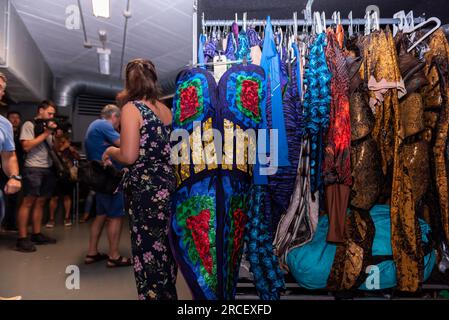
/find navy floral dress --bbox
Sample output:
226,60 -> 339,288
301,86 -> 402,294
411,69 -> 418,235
123,100 -> 178,300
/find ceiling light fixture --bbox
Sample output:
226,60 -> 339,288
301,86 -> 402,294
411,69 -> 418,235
97,48 -> 111,75
92,0 -> 110,18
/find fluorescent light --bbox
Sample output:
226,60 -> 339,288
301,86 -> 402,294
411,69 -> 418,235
92,0 -> 110,18
97,48 -> 111,75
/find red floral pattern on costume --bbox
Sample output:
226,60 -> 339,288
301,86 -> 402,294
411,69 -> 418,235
240,80 -> 260,117
186,209 -> 213,274
231,209 -> 248,268
180,86 -> 200,122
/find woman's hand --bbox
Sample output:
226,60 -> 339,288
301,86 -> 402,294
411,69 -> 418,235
102,146 -> 115,167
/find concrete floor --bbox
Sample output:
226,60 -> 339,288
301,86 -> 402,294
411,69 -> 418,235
0,220 -> 192,300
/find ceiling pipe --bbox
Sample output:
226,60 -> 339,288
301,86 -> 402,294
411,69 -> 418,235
53,72 -> 178,109
53,74 -> 123,108
76,0 -> 92,48
119,0 -> 132,79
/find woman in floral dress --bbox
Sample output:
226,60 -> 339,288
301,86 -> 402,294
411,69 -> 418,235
103,59 -> 177,300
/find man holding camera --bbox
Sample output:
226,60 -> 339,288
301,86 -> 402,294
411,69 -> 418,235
16,100 -> 58,252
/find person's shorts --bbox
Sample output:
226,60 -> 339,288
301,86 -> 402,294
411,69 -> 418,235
53,179 -> 75,197
95,192 -> 124,218
23,167 -> 57,197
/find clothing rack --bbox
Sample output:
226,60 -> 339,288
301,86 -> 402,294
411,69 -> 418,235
202,17 -> 425,27
193,9 -> 426,64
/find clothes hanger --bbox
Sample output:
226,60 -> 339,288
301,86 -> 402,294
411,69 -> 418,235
202,12 -> 206,36
348,11 -> 353,37
277,26 -> 284,59
406,17 -> 441,52
393,10 -> 406,36
321,11 -> 326,31
364,10 -> 374,35
293,11 -> 298,41
313,11 -> 323,34
365,6 -> 380,35
404,11 -> 415,32
243,12 -> 247,32
331,11 -> 340,29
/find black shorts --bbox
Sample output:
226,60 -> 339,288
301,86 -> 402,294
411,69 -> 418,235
23,167 -> 57,197
53,179 -> 74,197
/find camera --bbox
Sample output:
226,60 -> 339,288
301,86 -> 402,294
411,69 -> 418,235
34,118 -> 58,136
34,118 -> 72,137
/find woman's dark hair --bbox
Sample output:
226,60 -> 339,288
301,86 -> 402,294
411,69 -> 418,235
116,58 -> 161,107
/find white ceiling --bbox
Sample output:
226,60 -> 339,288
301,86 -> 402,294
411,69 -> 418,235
10,0 -> 194,81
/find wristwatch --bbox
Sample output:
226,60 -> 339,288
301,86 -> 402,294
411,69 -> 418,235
9,175 -> 22,181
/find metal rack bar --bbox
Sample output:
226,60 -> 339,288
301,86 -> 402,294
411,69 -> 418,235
202,17 -> 426,27
192,0 -> 198,65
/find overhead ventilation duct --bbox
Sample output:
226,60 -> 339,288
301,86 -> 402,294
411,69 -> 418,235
53,72 -> 178,109
0,0 -> 53,102
53,74 -> 123,109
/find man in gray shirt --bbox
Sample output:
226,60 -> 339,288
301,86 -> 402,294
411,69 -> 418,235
16,100 -> 58,252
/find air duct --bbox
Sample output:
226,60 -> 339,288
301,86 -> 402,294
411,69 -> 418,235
53,72 -> 178,109
0,0 -> 53,102
53,74 -> 123,109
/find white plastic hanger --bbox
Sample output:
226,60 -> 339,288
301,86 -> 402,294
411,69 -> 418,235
348,11 -> 353,36
332,11 -> 341,26
293,11 -> 298,40
372,11 -> 380,31
404,11 -> 415,32
364,11 -> 371,35
243,12 -> 247,32
313,11 -> 323,34
406,17 -> 441,52
277,26 -> 284,59
202,12 -> 206,35
393,10 -> 406,36
303,0 -> 314,33
321,11 -> 326,30
364,8 -> 380,35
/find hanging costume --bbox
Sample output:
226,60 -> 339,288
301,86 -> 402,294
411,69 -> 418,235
421,29 -> 449,263
267,39 -> 305,239
303,32 -> 331,196
323,30 -> 352,243
170,61 -> 284,299
326,91 -> 378,291
273,42 -> 319,268
395,34 -> 431,220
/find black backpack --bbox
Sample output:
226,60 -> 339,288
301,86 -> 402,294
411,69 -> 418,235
77,160 -> 123,195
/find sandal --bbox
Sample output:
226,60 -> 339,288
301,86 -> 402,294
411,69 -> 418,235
107,256 -> 132,268
84,252 -> 108,264
79,214 -> 90,223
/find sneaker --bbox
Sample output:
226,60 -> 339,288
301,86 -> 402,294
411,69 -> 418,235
64,220 -> 72,227
0,296 -> 22,300
45,220 -> 55,228
16,237 -> 36,252
30,233 -> 57,245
